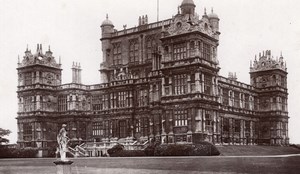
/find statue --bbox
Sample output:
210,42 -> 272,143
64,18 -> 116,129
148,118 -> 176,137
57,124 -> 70,161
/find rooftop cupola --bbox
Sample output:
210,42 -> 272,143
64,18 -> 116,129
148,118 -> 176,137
208,8 -> 220,32
101,14 -> 114,27
101,14 -> 114,38
180,0 -> 196,15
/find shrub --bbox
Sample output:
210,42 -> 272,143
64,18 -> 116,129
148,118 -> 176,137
154,142 -> 220,156
144,144 -> 156,156
154,144 -> 193,156
107,144 -> 124,156
0,146 -> 38,158
111,150 -> 146,157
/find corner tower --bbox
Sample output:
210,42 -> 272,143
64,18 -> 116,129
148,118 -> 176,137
17,44 -> 62,152
250,50 -> 289,145
100,14 -> 114,83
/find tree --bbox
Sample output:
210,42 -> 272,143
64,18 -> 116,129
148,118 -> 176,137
0,128 -> 11,144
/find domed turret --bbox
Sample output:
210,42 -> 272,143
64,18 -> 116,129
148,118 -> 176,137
101,15 -> 114,27
208,8 -> 219,19
208,8 -> 219,32
101,14 -> 114,38
180,0 -> 196,15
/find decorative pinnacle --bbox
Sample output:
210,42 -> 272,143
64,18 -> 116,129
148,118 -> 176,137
211,8 -> 214,13
106,14 -> 108,20
204,8 -> 207,15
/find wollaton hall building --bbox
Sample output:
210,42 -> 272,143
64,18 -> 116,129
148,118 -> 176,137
17,0 -> 289,156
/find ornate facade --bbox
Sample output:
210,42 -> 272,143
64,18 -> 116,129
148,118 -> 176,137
17,0 -> 289,156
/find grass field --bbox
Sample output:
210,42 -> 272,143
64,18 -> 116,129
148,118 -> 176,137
0,155 -> 300,174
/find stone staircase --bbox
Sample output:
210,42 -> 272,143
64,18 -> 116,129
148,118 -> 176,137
68,143 -> 89,157
78,139 -> 150,157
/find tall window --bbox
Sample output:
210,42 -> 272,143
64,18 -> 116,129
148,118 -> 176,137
119,120 -> 127,138
234,92 -> 239,108
173,43 -> 187,60
146,37 -> 155,61
92,122 -> 103,136
205,111 -> 212,133
91,95 -> 103,111
23,96 -> 33,112
204,74 -> 212,95
190,74 -> 195,92
103,120 -> 110,137
245,121 -> 250,133
58,95 -> 68,111
229,91 -> 234,107
111,92 -> 117,108
113,43 -> 122,65
234,119 -> 241,133
118,91 -> 127,108
103,94 -> 109,110
174,74 -> 187,95
24,72 -> 32,85
129,39 -> 139,63
23,123 -> 32,141
223,89 -> 229,106
223,118 -> 229,132
140,117 -> 149,136
203,42 -> 211,61
174,109 -> 188,126
138,89 -> 148,106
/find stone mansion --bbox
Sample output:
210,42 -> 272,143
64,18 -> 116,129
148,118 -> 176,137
16,0 -> 289,156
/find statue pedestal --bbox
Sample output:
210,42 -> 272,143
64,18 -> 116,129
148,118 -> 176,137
53,160 -> 73,174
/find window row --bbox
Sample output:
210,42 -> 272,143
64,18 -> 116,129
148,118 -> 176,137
112,37 -> 157,65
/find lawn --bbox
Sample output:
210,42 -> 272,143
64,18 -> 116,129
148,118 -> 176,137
0,155 -> 299,174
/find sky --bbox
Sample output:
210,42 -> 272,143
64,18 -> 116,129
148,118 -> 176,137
0,0 -> 300,144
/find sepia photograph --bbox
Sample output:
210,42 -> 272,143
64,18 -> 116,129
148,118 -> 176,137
0,0 -> 300,173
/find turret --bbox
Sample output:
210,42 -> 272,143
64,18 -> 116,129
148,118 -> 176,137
208,8 -> 219,32
101,14 -> 114,38
180,0 -> 196,16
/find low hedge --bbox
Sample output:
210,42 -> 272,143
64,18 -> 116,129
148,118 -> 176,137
0,146 -> 38,158
110,150 -> 146,157
107,141 -> 220,157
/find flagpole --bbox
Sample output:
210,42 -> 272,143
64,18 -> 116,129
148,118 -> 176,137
157,0 -> 159,22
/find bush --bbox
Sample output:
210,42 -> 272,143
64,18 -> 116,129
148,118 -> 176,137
144,144 -> 156,156
154,142 -> 220,156
106,141 -> 220,157
110,150 -> 146,157
154,144 -> 193,156
107,144 -> 124,156
0,146 -> 38,158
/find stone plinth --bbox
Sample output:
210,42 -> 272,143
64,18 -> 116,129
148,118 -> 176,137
53,160 -> 73,174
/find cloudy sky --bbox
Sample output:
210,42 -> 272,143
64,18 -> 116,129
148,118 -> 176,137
0,0 -> 300,144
